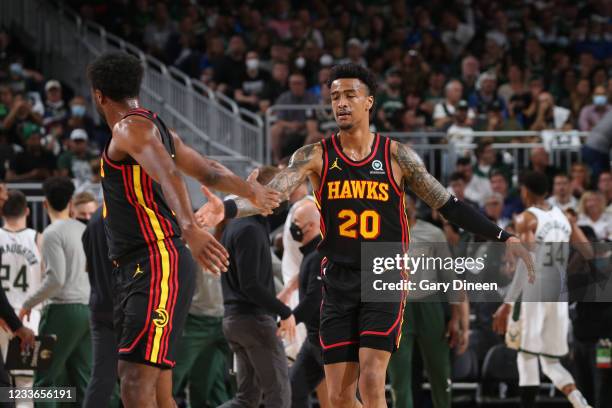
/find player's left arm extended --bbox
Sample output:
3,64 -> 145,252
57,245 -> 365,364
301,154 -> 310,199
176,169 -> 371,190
392,141 -> 512,242
170,130 -> 280,211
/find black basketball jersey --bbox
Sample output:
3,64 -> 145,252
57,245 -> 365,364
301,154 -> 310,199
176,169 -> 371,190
101,108 -> 181,260
315,133 -> 410,269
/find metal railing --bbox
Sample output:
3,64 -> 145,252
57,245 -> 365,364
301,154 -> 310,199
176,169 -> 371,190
266,104 -> 589,182
0,0 -> 264,166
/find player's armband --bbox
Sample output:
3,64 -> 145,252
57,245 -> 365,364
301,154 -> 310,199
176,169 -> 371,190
223,199 -> 238,219
438,195 -> 513,242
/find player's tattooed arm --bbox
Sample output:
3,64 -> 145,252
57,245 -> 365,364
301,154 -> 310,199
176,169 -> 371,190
392,141 -> 450,209
234,143 -> 320,218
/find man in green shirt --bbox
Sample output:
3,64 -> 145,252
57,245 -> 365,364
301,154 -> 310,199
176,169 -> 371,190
388,194 -> 470,408
172,270 -> 231,408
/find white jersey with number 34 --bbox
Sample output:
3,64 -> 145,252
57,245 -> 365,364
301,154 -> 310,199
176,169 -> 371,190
0,228 -> 42,310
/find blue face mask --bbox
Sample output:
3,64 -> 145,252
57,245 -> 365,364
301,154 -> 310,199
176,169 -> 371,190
9,63 -> 23,77
71,105 -> 86,117
593,95 -> 608,106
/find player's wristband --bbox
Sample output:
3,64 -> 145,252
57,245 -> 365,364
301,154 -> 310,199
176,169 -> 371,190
438,195 -> 513,242
223,199 -> 238,220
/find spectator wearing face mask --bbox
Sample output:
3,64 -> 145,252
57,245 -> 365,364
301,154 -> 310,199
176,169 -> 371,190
71,192 -> 98,222
66,96 -> 96,141
42,79 -> 68,128
6,60 -> 43,95
579,85 -> 611,131
287,200 -> 331,408
234,51 -> 270,112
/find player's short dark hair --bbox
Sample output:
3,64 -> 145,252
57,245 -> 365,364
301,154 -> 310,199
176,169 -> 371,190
449,172 -> 466,183
2,190 -> 28,218
328,63 -> 378,97
42,177 -> 75,212
519,170 -> 549,197
87,52 -> 143,101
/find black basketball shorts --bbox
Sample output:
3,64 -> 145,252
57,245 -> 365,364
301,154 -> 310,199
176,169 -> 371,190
319,258 -> 406,364
113,238 -> 196,369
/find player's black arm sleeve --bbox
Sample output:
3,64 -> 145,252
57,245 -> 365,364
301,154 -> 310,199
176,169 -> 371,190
438,196 -> 513,242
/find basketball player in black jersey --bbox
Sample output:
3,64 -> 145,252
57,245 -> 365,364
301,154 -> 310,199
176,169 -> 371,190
198,63 -> 535,408
87,52 -> 280,408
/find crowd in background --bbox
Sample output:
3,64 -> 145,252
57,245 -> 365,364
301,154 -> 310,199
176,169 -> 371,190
70,0 -> 612,129
0,29 -> 105,202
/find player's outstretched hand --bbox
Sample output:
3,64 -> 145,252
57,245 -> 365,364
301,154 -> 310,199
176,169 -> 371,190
14,326 -> 35,352
245,168 -> 282,215
505,236 -> 535,283
196,186 -> 225,228
492,303 -> 512,335
277,314 -> 296,343
184,226 -> 229,275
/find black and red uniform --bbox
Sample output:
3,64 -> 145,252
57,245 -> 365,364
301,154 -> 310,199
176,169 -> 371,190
315,133 -> 409,364
101,108 -> 196,369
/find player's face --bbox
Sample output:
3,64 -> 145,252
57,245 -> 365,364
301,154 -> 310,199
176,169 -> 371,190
330,78 -> 373,130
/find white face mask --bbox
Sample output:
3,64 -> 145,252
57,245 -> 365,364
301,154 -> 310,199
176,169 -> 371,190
246,59 -> 259,71
295,57 -> 306,69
